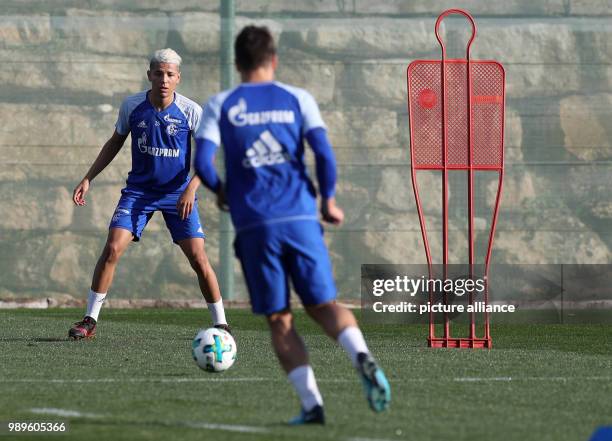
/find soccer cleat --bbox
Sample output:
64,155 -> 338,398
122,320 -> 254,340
288,405 -> 325,425
357,352 -> 391,412
68,316 -> 97,340
214,323 -> 232,335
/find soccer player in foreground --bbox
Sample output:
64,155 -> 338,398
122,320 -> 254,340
68,49 -> 230,340
194,26 -> 391,424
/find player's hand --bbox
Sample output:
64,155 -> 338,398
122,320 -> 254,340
321,197 -> 344,225
216,186 -> 229,212
73,178 -> 90,206
177,189 -> 196,220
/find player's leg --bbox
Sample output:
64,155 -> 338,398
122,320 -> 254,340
303,301 -> 357,338
177,237 -> 228,330
69,193 -> 149,340
266,310 -> 308,371
177,238 -> 221,302
162,196 -> 229,330
287,220 -> 391,412
305,302 -> 391,412
235,227 -> 324,424
266,309 -> 325,425
68,227 -> 133,340
91,227 -> 134,294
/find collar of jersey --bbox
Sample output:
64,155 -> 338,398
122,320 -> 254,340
238,81 -> 276,88
146,90 -> 177,113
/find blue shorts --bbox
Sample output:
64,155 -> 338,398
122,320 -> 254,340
234,220 -> 337,315
109,188 -> 205,243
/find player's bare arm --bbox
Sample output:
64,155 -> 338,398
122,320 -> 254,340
73,130 -> 128,206
321,197 -> 344,225
177,175 -> 202,220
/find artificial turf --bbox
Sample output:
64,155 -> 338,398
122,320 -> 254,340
0,308 -> 610,441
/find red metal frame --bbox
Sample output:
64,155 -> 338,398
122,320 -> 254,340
407,9 -> 506,348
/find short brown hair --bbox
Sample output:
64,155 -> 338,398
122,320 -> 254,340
234,25 -> 276,72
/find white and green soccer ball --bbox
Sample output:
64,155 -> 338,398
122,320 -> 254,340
192,328 -> 237,372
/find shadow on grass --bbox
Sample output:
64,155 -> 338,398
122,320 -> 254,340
0,337 -> 79,343
34,337 -> 75,342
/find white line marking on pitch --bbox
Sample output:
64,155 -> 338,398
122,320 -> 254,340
27,412 -> 268,435
455,377 -> 513,382
159,377 -> 266,383
30,408 -> 104,418
6,376 -> 611,385
453,376 -> 612,382
183,422 -> 269,434
2,377 -> 268,384
347,437 -> 401,441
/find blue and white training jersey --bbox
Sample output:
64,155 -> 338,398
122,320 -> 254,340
116,91 -> 202,193
195,81 -> 329,231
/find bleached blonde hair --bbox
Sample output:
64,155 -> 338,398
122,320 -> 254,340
149,48 -> 182,70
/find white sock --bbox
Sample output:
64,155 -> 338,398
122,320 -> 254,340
85,289 -> 106,321
287,365 -> 323,411
207,299 -> 227,325
337,326 -> 370,368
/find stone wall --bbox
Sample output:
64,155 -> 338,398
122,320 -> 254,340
1,1 -> 610,302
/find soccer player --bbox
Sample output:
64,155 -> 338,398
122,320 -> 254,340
194,26 -> 390,424
68,48 -> 230,340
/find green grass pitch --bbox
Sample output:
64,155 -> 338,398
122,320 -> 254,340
0,309 -> 611,441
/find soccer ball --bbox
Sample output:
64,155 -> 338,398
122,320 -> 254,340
192,328 -> 237,372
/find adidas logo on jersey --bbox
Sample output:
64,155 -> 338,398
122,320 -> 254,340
137,120 -> 147,128
243,130 -> 290,168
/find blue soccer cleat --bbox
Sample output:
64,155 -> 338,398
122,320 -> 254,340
357,352 -> 391,412
288,404 -> 325,425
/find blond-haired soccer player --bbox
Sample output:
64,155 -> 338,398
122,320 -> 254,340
68,49 -> 230,339
194,27 -> 390,424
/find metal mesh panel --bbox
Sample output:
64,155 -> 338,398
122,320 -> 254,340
408,60 -> 504,169
471,62 -> 504,167
407,62 -> 443,167
446,62 -> 470,166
